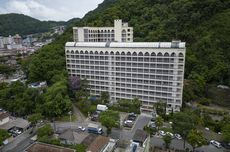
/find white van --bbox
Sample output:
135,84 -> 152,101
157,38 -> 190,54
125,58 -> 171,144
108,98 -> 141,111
210,140 -> 221,148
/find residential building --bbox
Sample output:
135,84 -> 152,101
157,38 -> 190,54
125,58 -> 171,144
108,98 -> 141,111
86,136 -> 110,152
58,129 -> 88,145
0,112 -> 10,125
73,19 -> 133,42
132,129 -> 148,147
65,41 -> 186,113
24,142 -> 76,152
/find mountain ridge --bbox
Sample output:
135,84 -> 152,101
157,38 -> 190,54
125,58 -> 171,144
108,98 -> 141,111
0,13 -> 66,36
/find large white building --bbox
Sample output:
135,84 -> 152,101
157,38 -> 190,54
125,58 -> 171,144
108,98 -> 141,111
73,20 -> 133,42
65,41 -> 186,113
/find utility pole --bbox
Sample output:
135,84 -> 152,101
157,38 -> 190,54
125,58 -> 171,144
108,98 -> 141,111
68,111 -> 72,129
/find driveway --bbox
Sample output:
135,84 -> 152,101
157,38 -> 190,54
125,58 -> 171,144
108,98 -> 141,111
110,114 -> 151,142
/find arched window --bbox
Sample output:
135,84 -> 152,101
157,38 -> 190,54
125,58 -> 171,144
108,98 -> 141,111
105,51 -> 109,55
111,30 -> 114,33
85,51 -> 88,54
100,51 -> 103,55
80,50 -> 84,54
76,50 -> 79,54
171,52 -> 176,57
66,50 -> 70,53
138,52 -> 143,56
95,51 -> 98,54
127,52 -> 131,56
164,52 -> 169,56
122,29 -> 126,34
90,51 -> 93,54
157,52 -> 163,56
116,51 -> 120,55
179,53 -> 184,57
133,52 -> 137,56
151,52 -> 156,56
110,51 -> 114,55
145,52 -> 150,56
71,50 -> 74,54
121,52 -> 125,55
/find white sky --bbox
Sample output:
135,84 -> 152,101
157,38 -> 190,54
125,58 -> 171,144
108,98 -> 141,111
0,0 -> 104,21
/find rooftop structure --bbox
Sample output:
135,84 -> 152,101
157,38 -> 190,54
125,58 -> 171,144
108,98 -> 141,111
73,19 -> 133,42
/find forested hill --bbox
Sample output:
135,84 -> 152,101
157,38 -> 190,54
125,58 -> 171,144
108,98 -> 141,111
26,0 -> 230,103
0,13 -> 65,36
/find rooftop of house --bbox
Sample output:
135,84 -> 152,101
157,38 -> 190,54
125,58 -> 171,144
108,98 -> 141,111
25,142 -> 75,152
0,112 -> 9,120
132,129 -> 148,143
86,136 -> 110,152
58,129 -> 88,144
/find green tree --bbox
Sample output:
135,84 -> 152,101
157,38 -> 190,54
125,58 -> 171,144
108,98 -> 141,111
163,134 -> 172,149
42,80 -> 71,118
100,91 -> 110,104
28,113 -> 43,126
156,116 -> 163,130
37,124 -> 53,139
187,129 -> 206,152
172,112 -> 195,149
222,124 -> 230,143
0,129 -> 10,146
99,110 -> 119,135
155,101 -> 166,117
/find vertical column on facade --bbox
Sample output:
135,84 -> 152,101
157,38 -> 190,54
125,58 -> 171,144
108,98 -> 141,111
172,54 -> 178,110
108,53 -> 114,103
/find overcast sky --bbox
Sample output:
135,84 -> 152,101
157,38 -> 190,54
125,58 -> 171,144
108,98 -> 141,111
0,0 -> 104,21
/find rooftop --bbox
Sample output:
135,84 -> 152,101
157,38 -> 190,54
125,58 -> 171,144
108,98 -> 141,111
86,136 -> 110,152
25,142 -> 75,152
132,129 -> 148,143
0,112 -> 9,120
65,41 -> 185,49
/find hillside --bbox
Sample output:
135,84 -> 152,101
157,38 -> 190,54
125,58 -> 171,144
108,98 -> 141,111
0,13 -> 65,36
26,0 -> 230,104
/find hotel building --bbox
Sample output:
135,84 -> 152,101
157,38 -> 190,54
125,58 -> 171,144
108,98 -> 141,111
73,20 -> 133,42
65,41 -> 186,113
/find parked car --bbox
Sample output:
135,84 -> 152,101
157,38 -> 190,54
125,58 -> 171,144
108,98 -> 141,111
149,122 -> 156,129
123,120 -> 133,128
221,142 -> 230,149
78,126 -> 86,131
127,113 -> 137,121
175,133 -> 182,140
166,132 -> 174,138
159,130 -> 166,136
210,140 -> 221,148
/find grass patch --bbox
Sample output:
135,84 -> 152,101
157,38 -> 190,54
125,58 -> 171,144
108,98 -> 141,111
55,114 -> 77,122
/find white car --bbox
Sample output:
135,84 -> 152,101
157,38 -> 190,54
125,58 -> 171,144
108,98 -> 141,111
78,126 -> 86,131
15,130 -> 22,135
175,134 -> 182,140
210,140 -> 221,148
159,130 -> 166,136
205,127 -> 210,131
166,132 -> 174,138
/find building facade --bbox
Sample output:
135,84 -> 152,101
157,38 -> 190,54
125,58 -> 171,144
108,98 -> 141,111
65,41 -> 186,113
73,20 -> 133,42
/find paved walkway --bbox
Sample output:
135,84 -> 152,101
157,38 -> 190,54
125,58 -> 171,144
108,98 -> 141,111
72,103 -> 86,122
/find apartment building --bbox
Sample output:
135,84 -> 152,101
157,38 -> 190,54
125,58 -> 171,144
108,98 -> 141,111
65,41 -> 186,113
73,20 -> 133,42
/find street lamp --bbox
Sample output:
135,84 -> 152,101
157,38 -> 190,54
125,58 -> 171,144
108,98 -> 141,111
68,111 -> 72,129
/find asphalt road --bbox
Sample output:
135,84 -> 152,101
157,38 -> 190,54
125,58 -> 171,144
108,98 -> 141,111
1,128 -> 34,152
110,114 -> 151,141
